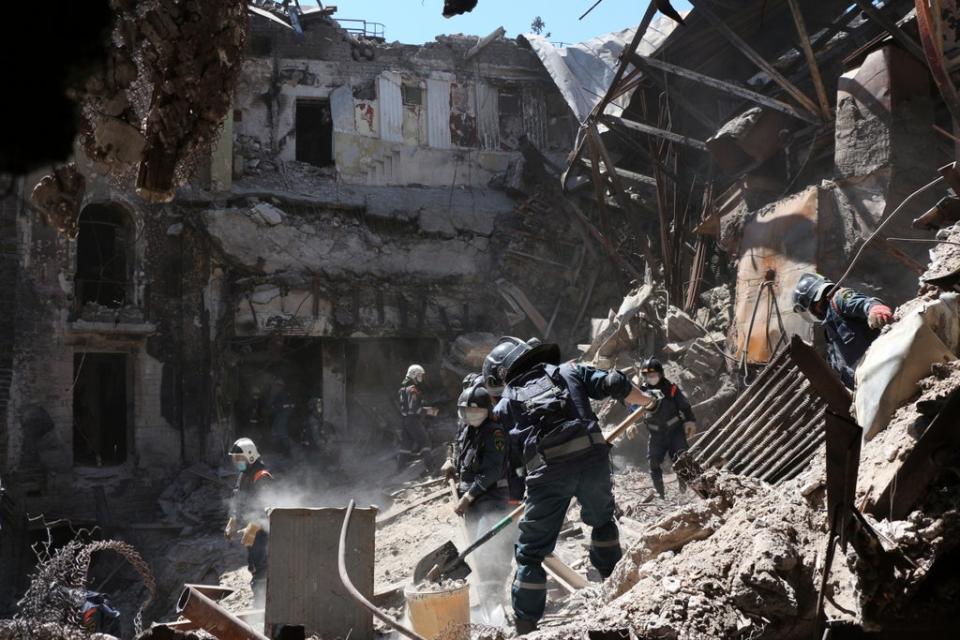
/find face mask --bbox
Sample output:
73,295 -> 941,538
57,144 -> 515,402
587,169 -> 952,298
458,407 -> 488,427
234,459 -> 248,472
645,374 -> 661,386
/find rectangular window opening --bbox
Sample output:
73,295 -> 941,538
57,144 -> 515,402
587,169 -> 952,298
402,84 -> 423,106
295,99 -> 334,167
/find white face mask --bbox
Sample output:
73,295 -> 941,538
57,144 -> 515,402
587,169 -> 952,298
645,374 -> 661,386
458,407 -> 488,427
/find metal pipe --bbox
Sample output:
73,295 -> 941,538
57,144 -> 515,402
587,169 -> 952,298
694,349 -> 792,461
770,431 -> 826,484
742,406 -> 823,477
728,380 -> 811,472
339,500 -> 426,640
177,586 -> 269,640
707,365 -> 799,466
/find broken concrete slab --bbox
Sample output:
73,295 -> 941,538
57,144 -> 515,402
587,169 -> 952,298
251,202 -> 285,226
664,307 -> 706,343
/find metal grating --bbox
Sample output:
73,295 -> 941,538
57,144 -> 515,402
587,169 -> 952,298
690,345 -> 827,484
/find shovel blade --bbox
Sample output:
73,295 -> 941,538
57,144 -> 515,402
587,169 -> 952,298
413,540 -> 459,583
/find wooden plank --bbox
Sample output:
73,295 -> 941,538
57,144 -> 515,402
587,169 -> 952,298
543,555 -> 589,592
786,0 -> 833,121
688,0 -> 823,119
602,115 -> 708,151
580,158 -> 658,188
632,56 -> 718,129
853,0 -> 926,63
631,53 -> 818,124
375,486 -> 449,526
497,279 -> 549,335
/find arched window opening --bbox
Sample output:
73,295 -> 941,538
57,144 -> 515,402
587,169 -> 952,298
75,204 -> 133,309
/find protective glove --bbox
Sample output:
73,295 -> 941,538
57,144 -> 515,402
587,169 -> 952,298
867,304 -> 893,329
440,459 -> 456,480
240,522 -> 262,547
625,424 -> 639,440
683,421 -> 697,439
224,516 -> 237,541
454,493 -> 473,516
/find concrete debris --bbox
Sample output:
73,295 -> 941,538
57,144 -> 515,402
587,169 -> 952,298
664,307 -> 706,343
251,202 -> 285,226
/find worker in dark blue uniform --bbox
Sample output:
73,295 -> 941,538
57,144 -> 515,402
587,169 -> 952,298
442,383 -> 512,609
626,358 -> 695,499
398,364 -> 437,458
225,437 -> 273,605
792,273 -> 893,388
483,337 -> 658,635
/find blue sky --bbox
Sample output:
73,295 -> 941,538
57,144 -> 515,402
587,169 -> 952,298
305,1 -> 692,45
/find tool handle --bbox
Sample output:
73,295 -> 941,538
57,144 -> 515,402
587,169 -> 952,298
451,505 -> 522,565
605,406 -> 649,444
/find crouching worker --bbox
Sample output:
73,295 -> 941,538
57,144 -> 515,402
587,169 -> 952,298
483,337 -> 658,635
225,437 -> 273,603
441,383 -> 513,610
626,358 -> 696,498
792,272 -> 893,388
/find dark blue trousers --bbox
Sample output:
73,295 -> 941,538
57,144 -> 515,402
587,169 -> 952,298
512,458 -> 621,623
647,425 -> 689,497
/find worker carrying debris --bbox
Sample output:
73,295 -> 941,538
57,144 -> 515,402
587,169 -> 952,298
398,364 -> 438,461
793,273 -> 894,387
441,382 -> 513,608
626,357 -> 696,499
483,337 -> 658,635
224,437 -> 273,603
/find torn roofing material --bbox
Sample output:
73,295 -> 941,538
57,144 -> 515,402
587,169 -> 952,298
520,14 -> 682,123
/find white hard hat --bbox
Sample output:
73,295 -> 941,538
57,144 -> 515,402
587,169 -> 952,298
406,364 -> 425,381
229,437 -> 260,464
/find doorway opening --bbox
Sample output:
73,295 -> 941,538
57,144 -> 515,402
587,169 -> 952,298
295,99 -> 334,167
73,353 -> 129,466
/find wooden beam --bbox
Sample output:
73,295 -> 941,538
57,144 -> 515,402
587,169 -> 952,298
786,0 -> 833,122
634,56 -> 718,129
602,114 -> 708,151
688,0 -> 823,120
580,158 -> 658,188
630,53 -> 820,124
853,0 -> 926,63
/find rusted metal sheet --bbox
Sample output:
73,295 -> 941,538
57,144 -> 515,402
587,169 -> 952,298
917,0 -> 960,127
732,186 -> 819,364
266,507 -> 376,639
377,72 -> 403,143
426,77 -> 452,149
824,411 -> 862,548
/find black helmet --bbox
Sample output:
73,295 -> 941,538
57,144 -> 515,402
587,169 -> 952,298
457,384 -> 491,409
461,372 -> 481,390
482,337 -> 531,393
482,336 -> 561,392
640,357 -> 663,375
793,273 -> 834,319
457,384 -> 491,425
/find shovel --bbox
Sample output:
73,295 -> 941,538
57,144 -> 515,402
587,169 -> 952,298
412,405 -> 651,583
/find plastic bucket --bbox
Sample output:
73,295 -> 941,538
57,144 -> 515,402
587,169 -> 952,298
404,582 -> 470,639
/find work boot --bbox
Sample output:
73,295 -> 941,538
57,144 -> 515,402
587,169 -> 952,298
515,618 -> 539,636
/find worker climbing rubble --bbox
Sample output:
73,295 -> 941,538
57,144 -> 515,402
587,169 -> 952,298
224,437 -> 273,606
441,382 -> 514,615
398,364 -> 439,464
483,336 -> 658,635
792,273 -> 894,388
626,357 -> 696,499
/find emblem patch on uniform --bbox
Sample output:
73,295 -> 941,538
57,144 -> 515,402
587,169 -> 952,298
493,429 -> 505,451
837,288 -> 854,302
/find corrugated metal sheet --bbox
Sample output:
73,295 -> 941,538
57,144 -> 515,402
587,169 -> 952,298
520,17 -> 680,122
733,186 -> 818,364
265,507 -> 376,638
477,81 -> 500,150
377,71 -> 403,143
426,77 -> 452,149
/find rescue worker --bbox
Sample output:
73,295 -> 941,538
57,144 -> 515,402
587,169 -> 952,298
398,364 -> 437,457
224,438 -> 273,602
484,337 -> 658,635
441,384 -> 512,609
626,358 -> 695,499
792,273 -> 894,388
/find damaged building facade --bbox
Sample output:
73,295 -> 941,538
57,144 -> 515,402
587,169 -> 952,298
0,10 -> 599,560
